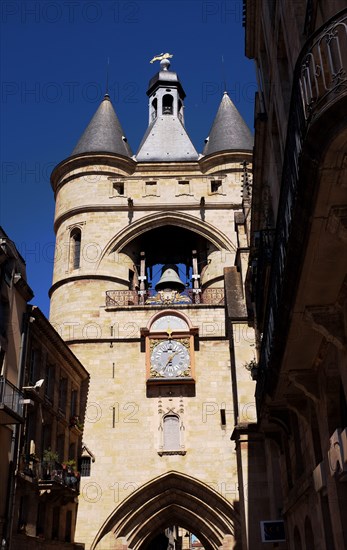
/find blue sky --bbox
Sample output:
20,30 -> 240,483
1,0 -> 255,317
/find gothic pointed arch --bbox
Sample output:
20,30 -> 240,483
97,211 -> 236,268
91,471 -> 240,550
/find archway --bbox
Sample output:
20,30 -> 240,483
100,211 -> 236,262
97,211 -> 236,291
91,471 -> 240,550
304,516 -> 315,550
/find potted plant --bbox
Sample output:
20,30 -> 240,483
62,459 -> 76,472
69,415 -> 84,430
29,452 -> 39,463
42,448 -> 59,479
243,358 -> 258,380
43,448 -> 59,464
76,419 -> 84,430
62,460 -> 80,488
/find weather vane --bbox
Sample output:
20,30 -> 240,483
150,52 -> 173,64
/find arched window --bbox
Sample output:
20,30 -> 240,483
304,517 -> 315,550
163,414 -> 180,451
70,228 -> 81,270
162,94 -> 173,115
291,412 -> 304,478
293,526 -> 302,550
151,98 -> 157,121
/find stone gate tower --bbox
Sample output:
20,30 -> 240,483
49,58 -> 261,550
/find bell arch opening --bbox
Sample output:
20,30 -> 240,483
162,94 -> 174,115
91,471 -> 240,550
116,225 -> 228,294
100,212 -> 236,296
120,225 -> 209,291
102,211 -> 236,258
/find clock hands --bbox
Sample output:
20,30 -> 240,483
164,351 -> 180,367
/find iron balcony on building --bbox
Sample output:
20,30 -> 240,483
19,459 -> 80,494
251,229 -> 275,331
0,376 -> 24,424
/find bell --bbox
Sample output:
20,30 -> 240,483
155,264 -> 186,292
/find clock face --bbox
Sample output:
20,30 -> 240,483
150,339 -> 190,378
151,315 -> 189,332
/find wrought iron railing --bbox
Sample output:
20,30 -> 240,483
300,13 -> 347,120
257,10 -> 347,397
106,287 -> 225,307
106,290 -> 140,306
0,376 -> 24,419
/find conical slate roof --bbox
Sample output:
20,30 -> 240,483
136,116 -> 198,162
202,92 -> 253,155
72,95 -> 132,157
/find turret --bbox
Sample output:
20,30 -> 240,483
202,91 -> 253,156
136,57 -> 198,162
71,93 -> 132,157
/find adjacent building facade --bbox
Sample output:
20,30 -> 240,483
0,227 -> 33,545
12,305 -> 89,549
0,227 -> 89,550
49,58 -> 261,549
244,1 -> 347,549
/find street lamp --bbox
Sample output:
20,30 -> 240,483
22,379 -> 44,391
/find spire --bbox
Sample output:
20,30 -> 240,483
136,57 -> 198,162
202,92 -> 253,156
72,95 -> 132,157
